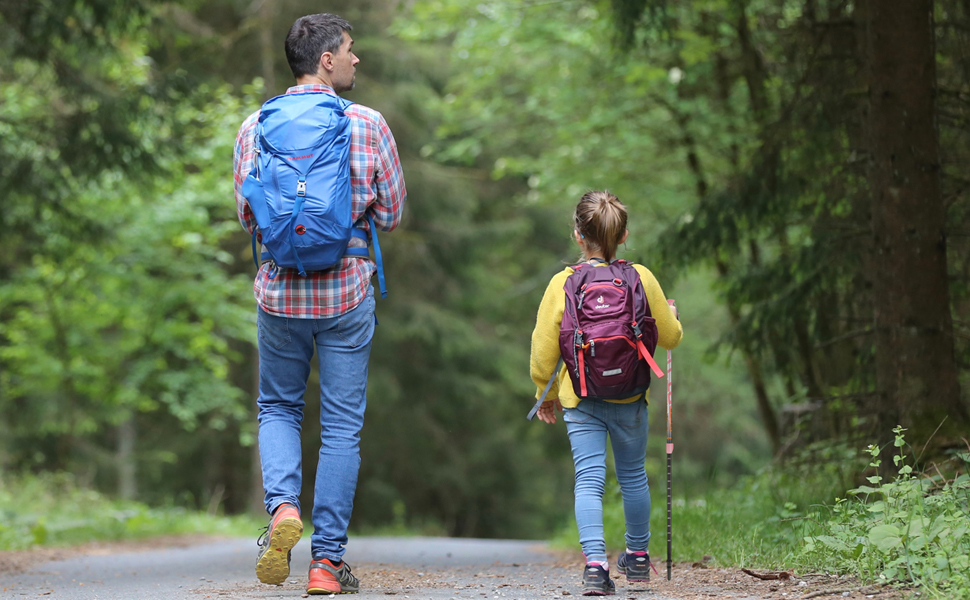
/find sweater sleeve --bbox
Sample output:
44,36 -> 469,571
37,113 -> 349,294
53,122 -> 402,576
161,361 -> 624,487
635,265 -> 683,351
530,269 -> 570,401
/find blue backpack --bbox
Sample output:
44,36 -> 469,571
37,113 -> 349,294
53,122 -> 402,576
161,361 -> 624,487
241,91 -> 386,296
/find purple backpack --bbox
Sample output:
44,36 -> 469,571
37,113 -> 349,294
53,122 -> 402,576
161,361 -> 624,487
558,260 -> 664,400
527,260 -> 666,420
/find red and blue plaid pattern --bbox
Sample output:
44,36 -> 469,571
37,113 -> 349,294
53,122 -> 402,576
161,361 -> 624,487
234,85 -> 406,318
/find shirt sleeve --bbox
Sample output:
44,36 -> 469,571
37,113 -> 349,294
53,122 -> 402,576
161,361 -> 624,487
371,113 -> 407,232
233,112 -> 259,235
530,270 -> 569,401
635,265 -> 683,350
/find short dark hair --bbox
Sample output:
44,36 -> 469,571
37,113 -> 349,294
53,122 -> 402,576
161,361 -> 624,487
285,13 -> 353,79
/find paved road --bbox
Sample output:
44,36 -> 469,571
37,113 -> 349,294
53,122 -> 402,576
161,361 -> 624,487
0,537 -> 678,600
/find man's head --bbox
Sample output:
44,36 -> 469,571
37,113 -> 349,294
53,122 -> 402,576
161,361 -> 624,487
285,14 -> 359,92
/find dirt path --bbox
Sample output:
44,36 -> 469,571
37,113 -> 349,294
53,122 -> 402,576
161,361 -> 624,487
0,536 -> 902,600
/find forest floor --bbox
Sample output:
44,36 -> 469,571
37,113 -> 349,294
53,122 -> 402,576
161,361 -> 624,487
0,535 -> 911,600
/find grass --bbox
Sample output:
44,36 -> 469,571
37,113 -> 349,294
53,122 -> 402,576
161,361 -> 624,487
0,471 -> 262,551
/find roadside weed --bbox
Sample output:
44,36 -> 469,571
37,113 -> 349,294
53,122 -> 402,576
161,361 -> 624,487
801,427 -> 970,598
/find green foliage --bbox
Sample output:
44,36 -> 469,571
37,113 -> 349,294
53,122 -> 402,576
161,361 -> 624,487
401,0 -> 970,460
0,0 -> 257,506
802,428 -> 970,597
0,85 -> 255,462
0,471 -> 259,550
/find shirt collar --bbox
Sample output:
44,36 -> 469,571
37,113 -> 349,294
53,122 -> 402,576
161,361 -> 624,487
285,84 -> 337,96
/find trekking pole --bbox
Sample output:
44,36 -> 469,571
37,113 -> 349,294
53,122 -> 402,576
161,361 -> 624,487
666,299 -> 675,581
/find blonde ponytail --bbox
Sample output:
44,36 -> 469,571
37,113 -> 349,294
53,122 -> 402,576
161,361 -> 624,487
573,191 -> 628,262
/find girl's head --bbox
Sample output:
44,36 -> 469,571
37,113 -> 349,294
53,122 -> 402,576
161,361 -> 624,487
573,190 -> 628,262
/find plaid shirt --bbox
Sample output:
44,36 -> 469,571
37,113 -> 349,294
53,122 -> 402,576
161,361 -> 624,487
234,85 -> 406,318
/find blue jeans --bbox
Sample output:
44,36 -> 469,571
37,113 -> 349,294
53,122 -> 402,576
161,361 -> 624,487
563,397 -> 650,564
256,286 -> 376,563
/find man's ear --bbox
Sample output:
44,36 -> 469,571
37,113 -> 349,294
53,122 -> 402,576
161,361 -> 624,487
319,51 -> 335,74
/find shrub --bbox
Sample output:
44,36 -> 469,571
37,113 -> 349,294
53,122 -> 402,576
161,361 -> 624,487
801,427 -> 970,598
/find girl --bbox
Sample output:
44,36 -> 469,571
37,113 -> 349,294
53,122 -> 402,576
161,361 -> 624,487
530,191 -> 682,595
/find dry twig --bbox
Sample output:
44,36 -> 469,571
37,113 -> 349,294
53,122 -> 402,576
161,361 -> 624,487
741,568 -> 792,580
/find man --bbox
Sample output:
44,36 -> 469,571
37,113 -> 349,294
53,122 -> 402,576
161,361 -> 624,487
232,13 -> 406,595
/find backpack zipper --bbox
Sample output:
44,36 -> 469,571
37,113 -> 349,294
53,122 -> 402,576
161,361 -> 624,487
573,330 -> 584,379
589,334 -> 637,349
579,282 -> 626,305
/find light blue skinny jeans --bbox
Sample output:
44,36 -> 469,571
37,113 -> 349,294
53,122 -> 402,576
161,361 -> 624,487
256,286 -> 376,563
563,397 -> 650,564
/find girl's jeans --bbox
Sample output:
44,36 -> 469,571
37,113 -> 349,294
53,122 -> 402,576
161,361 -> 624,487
256,286 -> 376,563
564,397 -> 650,564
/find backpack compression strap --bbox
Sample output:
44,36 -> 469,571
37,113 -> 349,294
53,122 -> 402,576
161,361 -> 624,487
578,344 -> 589,397
636,337 -> 666,378
526,356 -> 565,421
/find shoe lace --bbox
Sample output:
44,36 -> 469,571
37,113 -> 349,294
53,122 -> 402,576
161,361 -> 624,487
338,563 -> 359,586
256,525 -> 270,548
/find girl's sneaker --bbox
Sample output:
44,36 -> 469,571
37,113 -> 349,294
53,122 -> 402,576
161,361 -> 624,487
616,551 -> 651,582
581,563 -> 616,596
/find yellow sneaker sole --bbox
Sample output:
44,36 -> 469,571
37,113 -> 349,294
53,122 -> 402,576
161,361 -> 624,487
255,517 -> 303,585
307,586 -> 358,594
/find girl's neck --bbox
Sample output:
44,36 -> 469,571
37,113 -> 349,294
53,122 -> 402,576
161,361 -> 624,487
587,256 -> 610,264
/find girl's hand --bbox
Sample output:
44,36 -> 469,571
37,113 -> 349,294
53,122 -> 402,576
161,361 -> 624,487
536,399 -> 563,424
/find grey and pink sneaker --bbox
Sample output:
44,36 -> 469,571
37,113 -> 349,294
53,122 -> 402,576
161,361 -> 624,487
616,551 -> 651,582
581,563 -> 615,596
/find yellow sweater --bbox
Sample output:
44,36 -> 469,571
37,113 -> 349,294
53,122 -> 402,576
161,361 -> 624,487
530,263 -> 683,408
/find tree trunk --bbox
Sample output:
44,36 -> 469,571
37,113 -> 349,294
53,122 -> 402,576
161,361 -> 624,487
259,0 -> 276,98
867,0 -> 968,463
117,416 -> 137,500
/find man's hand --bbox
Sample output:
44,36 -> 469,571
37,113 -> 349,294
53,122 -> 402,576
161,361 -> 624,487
536,399 -> 563,424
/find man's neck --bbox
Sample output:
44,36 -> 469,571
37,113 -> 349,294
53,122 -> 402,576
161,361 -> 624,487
295,74 -> 333,88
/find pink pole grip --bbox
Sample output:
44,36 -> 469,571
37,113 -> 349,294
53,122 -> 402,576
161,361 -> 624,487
666,299 -> 675,451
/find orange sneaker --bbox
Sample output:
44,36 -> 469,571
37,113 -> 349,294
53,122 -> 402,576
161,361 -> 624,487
307,558 -> 360,594
255,503 -> 303,585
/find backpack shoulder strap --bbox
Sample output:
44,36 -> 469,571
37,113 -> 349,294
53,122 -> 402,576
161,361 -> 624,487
623,262 -> 652,318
